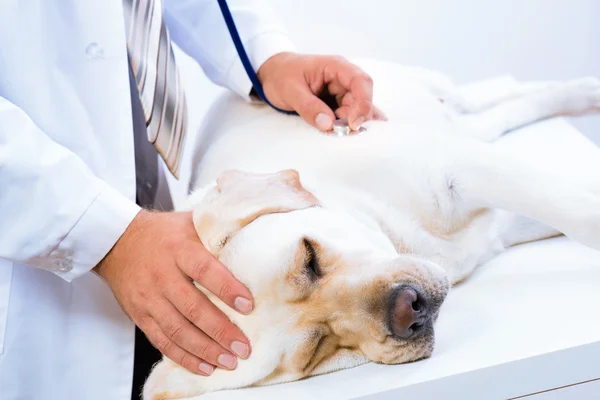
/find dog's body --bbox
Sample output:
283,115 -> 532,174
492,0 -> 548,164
144,59 -> 600,399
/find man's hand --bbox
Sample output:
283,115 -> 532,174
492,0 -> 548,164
257,52 -> 387,132
94,210 -> 253,376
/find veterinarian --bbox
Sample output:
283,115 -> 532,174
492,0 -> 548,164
0,1 -> 381,399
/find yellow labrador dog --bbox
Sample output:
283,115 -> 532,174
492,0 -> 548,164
143,59 -> 600,399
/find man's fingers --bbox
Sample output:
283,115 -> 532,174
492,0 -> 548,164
324,58 -> 375,129
332,103 -> 387,130
178,244 -> 254,315
149,297 -> 242,371
373,106 -> 388,121
142,318 -> 216,376
334,105 -> 351,121
165,277 -> 252,360
289,84 -> 336,131
348,100 -> 374,130
345,74 -> 374,129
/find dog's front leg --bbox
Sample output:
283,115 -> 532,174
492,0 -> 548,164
448,143 -> 600,251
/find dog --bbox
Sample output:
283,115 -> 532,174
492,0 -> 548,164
143,58 -> 600,399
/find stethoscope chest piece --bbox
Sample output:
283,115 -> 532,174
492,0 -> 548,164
330,119 -> 365,137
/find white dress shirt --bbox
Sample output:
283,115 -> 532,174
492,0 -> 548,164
0,1 -> 294,399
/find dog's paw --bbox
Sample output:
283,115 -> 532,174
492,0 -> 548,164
559,77 -> 600,115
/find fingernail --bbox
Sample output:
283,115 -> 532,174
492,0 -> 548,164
218,353 -> 238,369
234,297 -> 253,314
199,362 -> 214,375
231,341 -> 250,359
352,116 -> 365,130
315,113 -> 333,131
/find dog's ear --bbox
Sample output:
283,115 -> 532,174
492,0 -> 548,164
189,169 -> 319,255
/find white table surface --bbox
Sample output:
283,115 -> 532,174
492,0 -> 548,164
173,54 -> 600,399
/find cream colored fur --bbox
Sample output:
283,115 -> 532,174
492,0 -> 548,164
143,59 -> 600,399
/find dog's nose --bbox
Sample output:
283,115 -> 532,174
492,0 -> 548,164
388,286 -> 429,339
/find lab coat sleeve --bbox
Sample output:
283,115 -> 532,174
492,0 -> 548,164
163,0 -> 296,100
0,96 -> 141,282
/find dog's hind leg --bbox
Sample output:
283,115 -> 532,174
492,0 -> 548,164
454,77 -> 600,142
389,67 -> 560,116
443,80 -> 561,115
498,212 -> 562,248
447,142 -> 600,252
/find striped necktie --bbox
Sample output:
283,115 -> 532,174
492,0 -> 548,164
122,0 -> 187,179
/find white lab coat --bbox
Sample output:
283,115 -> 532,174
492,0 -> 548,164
0,1 -> 294,399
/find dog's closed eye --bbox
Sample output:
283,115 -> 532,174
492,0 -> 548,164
303,239 -> 322,279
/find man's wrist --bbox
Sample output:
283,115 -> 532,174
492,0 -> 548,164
256,52 -> 295,85
227,31 -> 296,101
94,208 -> 152,278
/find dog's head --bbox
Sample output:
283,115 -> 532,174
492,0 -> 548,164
146,169 -> 449,398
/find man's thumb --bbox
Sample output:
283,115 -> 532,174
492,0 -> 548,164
291,89 -> 336,132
